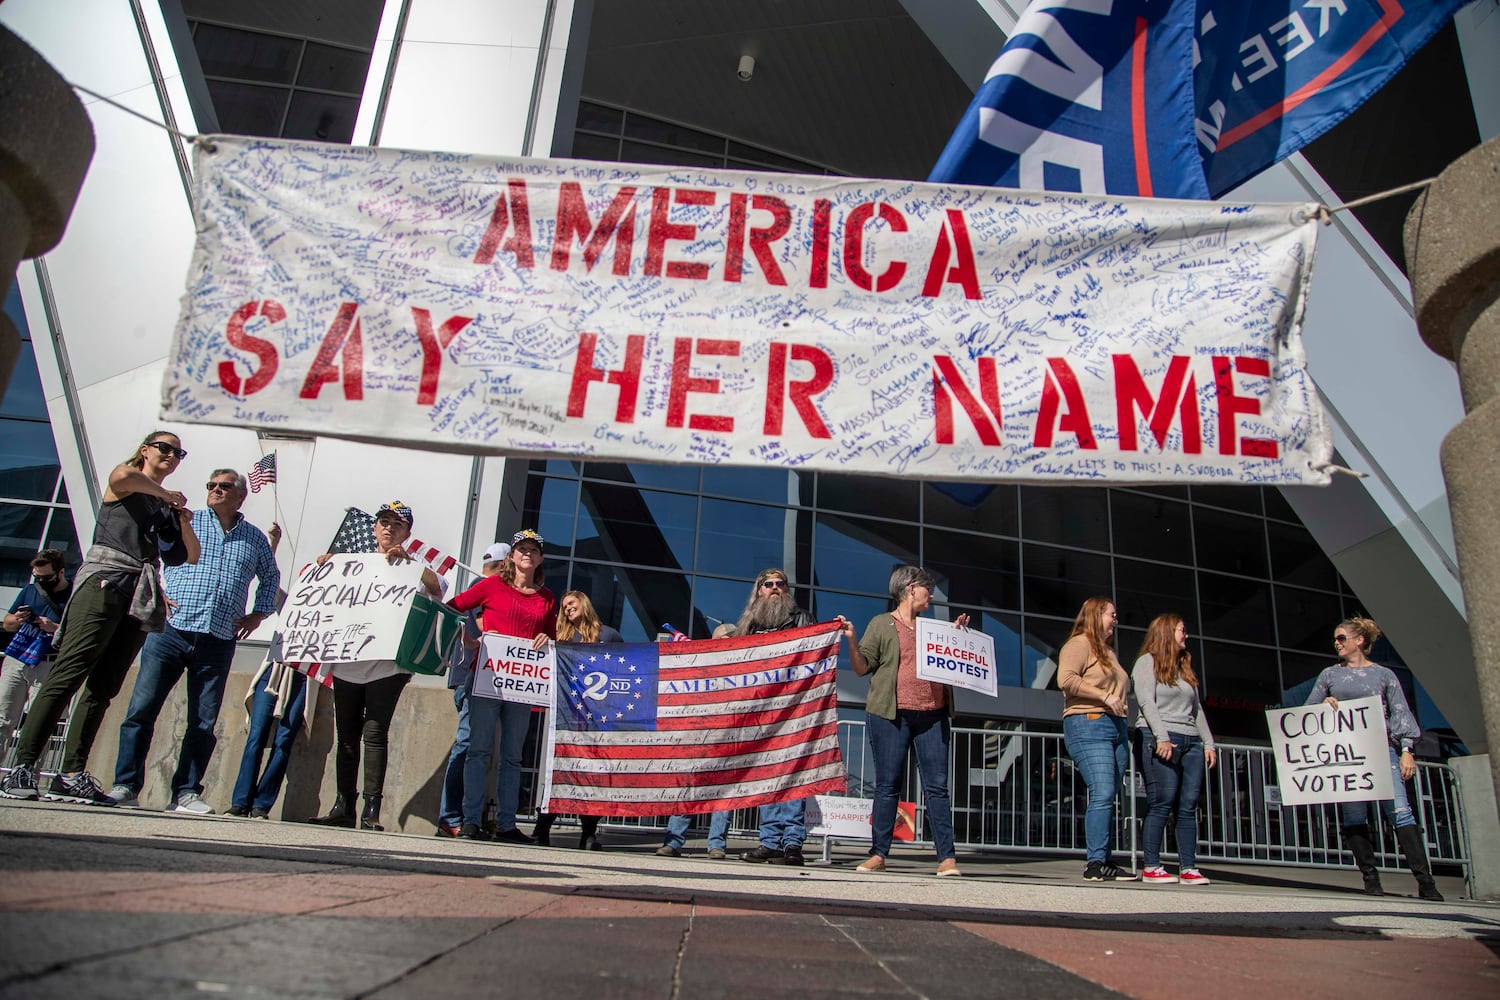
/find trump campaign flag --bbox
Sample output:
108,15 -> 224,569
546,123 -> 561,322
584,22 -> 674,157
542,621 -> 846,816
931,0 -> 1467,198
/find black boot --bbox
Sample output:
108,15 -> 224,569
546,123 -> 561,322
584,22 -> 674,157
579,815 -> 603,851
360,794 -> 384,831
532,812 -> 555,847
1395,824 -> 1443,901
1344,825 -> 1383,895
309,794 -> 356,828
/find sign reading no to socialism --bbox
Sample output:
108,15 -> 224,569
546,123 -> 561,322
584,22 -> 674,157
163,135 -> 1330,486
269,554 -> 425,664
1266,696 -> 1394,806
916,619 -> 997,697
474,634 -> 555,708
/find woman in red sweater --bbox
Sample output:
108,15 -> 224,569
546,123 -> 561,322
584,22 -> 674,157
447,528 -> 555,841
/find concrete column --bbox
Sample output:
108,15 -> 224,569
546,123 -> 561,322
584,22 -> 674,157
0,26 -> 95,403
1404,135 -> 1500,823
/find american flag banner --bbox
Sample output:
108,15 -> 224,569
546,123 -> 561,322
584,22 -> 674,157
328,507 -> 378,554
404,536 -> 456,575
543,621 -> 846,816
289,659 -> 335,689
248,452 -> 277,493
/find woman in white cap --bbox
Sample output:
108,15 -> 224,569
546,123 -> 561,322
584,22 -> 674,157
308,501 -> 443,831
447,528 -> 556,842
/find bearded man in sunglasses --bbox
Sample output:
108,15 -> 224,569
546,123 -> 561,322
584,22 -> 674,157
107,468 -> 281,814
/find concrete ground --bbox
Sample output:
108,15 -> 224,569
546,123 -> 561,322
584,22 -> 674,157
0,799 -> 1496,999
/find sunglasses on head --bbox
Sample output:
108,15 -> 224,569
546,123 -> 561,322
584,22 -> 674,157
761,579 -> 788,590
205,481 -> 237,493
148,441 -> 187,460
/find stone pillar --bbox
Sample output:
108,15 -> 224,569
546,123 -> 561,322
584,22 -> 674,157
0,26 -> 97,401
1404,135 -> 1500,823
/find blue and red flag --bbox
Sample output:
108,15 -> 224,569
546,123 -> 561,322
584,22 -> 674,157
542,621 -> 846,816
930,1 -> 1467,199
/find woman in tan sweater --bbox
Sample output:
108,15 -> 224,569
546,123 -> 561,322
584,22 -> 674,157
1058,596 -> 1136,882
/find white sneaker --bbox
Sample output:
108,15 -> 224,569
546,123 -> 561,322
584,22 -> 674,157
166,791 -> 215,815
108,784 -> 139,808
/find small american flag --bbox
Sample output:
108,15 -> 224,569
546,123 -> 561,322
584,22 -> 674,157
329,508 -> 378,554
248,452 -> 277,493
290,660 -> 335,689
543,621 -> 846,816
405,536 -> 456,575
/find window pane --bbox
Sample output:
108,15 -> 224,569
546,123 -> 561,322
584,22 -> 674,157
970,609 -> 1024,687
283,91 -> 359,143
567,563 -> 691,642
0,420 -> 61,502
1,343 -> 47,420
1280,650 -> 1332,705
1267,520 -> 1338,591
699,498 -> 810,582
1021,543 -> 1110,620
1274,584 -> 1344,655
619,140 -> 720,169
297,42 -> 370,93
623,113 -> 723,155
923,482 -> 1018,537
702,466 -> 806,505
1110,491 -> 1192,564
818,473 -> 917,521
576,482 -> 697,570
583,462 -> 698,492
923,527 -> 1019,612
571,130 -> 622,162
575,102 -> 623,136
1190,485 -> 1264,516
518,475 -> 580,554
194,24 -> 299,84
1191,506 -> 1268,578
0,503 -> 50,587
1112,557 -> 1196,633
1019,486 -> 1108,549
206,80 -> 288,136
813,513 -> 917,595
1197,571 -> 1273,644
1263,486 -> 1299,522
42,509 -> 80,571
1199,640 -> 1281,740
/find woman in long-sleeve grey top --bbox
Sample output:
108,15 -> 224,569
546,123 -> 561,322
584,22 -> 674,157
1304,615 -> 1441,900
1131,614 -> 1216,885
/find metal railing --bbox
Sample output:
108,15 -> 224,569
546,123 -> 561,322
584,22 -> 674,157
577,720 -> 1470,882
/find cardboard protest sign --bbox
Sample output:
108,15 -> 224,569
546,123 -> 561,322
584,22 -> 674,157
1266,696 -> 1394,805
164,136 -> 1330,486
806,796 -> 920,841
268,554 -> 426,664
474,634 -> 556,708
916,619 -> 997,697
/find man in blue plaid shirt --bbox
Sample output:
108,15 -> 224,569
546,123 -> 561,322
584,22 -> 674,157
107,468 -> 280,814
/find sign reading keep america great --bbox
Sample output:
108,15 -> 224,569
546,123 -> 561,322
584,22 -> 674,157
164,135 -> 1330,485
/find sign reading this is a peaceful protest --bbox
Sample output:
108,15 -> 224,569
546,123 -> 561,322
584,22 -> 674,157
916,619 -> 997,697
1266,696 -> 1394,806
268,554 -> 426,664
163,136 -> 1330,486
474,633 -> 556,708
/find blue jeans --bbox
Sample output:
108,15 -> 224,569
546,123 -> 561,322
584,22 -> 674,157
867,709 -> 955,861
113,625 -> 237,797
463,694 -> 532,830
758,798 -> 807,851
664,810 -> 731,851
1339,746 -> 1417,830
1134,728 -> 1206,869
439,686 -> 470,828
1064,713 -> 1128,864
232,667 -> 307,812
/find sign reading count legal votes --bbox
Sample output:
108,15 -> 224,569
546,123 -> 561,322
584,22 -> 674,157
475,634 -> 556,708
915,619 -> 996,698
269,553 -> 426,664
1266,696 -> 1394,806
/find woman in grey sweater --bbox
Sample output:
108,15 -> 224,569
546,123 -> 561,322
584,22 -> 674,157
1305,615 -> 1441,901
1132,614 -> 1216,885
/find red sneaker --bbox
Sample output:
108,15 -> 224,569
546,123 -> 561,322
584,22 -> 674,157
1178,868 -> 1212,885
1141,866 -> 1179,884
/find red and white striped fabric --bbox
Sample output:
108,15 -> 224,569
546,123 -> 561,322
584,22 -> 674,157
404,536 -> 456,575
543,620 -> 846,816
288,660 -> 335,689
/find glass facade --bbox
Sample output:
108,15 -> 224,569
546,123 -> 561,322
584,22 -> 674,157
0,285 -> 78,591
499,460 -> 1403,741
573,101 -> 843,176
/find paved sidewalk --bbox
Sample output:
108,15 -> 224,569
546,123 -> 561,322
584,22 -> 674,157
1,799 -> 1496,998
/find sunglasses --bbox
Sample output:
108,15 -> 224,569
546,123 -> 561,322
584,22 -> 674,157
205,481 -> 237,492
1333,634 -> 1352,644
33,572 -> 58,584
148,441 -> 187,460
761,580 -> 788,590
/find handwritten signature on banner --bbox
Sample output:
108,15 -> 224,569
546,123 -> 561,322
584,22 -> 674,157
163,137 -> 1331,485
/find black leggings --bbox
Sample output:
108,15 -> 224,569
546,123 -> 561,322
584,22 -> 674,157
331,672 -> 409,798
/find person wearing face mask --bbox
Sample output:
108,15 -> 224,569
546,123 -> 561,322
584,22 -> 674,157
306,501 -> 444,831
1059,596 -> 1137,883
0,550 -> 74,741
1,431 -> 200,805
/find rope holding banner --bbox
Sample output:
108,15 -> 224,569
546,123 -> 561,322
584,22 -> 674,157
1314,176 -> 1438,225
1313,462 -> 1369,479
69,82 -> 201,144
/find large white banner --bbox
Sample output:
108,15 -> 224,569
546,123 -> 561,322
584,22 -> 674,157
268,554 -> 426,664
1266,696 -> 1395,806
165,136 -> 1330,484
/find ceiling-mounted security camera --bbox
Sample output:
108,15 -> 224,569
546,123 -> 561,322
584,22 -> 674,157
737,55 -> 755,82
